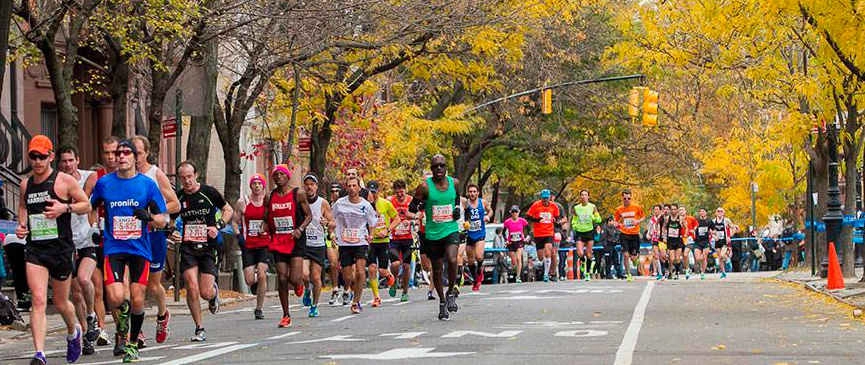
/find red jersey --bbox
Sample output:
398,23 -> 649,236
244,198 -> 271,249
389,195 -> 413,241
527,200 -> 559,238
685,215 -> 698,239
268,188 -> 300,254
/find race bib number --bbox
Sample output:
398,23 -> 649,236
540,212 -> 553,224
667,227 -> 680,238
375,214 -> 387,231
509,232 -> 523,242
274,216 -> 294,234
184,224 -> 209,243
431,205 -> 453,223
578,213 -> 591,224
697,227 -> 708,236
112,216 -> 142,240
247,220 -> 263,237
29,214 -> 58,241
394,221 -> 412,236
306,223 -> 323,242
623,218 -> 635,228
714,230 -> 726,240
342,228 -> 362,244
469,220 -> 482,232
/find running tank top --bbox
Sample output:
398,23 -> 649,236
424,176 -> 458,240
465,199 -> 485,241
269,188 -> 301,254
305,197 -> 325,247
390,195 -> 413,241
25,170 -> 74,253
243,196 -> 270,249
695,218 -> 711,242
712,218 -> 730,244
71,170 -> 94,249
666,218 -> 683,242
143,165 -> 158,181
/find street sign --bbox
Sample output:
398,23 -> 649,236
162,117 -> 178,138
298,136 -> 312,152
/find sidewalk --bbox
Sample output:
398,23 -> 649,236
775,268 -> 865,310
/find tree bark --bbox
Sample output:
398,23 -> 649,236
36,39 -> 79,147
186,40 -> 218,178
214,103 -> 242,205
109,59 -> 130,137
0,0 -> 11,100
841,99 -> 860,277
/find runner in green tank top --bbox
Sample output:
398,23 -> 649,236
408,154 -> 462,321
571,190 -> 601,280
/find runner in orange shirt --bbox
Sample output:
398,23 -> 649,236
613,189 -> 645,282
526,189 -> 561,282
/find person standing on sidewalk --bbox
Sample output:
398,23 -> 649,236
16,135 -> 93,365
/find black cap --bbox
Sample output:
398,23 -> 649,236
510,205 -> 520,213
367,180 -> 380,193
117,139 -> 138,156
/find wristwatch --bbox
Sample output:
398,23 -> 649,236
215,220 -> 226,230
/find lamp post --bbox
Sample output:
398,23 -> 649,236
822,122 -> 843,278
751,182 -> 758,232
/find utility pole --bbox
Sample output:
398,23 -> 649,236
822,122 -> 843,278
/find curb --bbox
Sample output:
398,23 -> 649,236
773,272 -> 865,310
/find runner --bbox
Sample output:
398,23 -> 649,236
503,206 -> 529,283
526,189 -> 561,282
681,206 -> 698,280
56,145 -> 99,356
91,136 -> 120,348
237,173 -> 271,319
326,182 -> 345,306
570,190 -> 601,281
89,139 -> 169,362
388,180 -> 414,301
332,176 -> 377,314
408,155 -> 463,320
265,164 -> 311,327
613,189 -> 645,282
174,161 -> 233,340
131,135 -> 180,344
550,194 -> 567,281
463,184 -> 492,291
693,208 -> 712,280
647,205 -> 665,280
711,207 -> 735,279
662,204 -> 685,280
16,135 -> 93,365
302,174 -> 334,317
365,180 -> 399,307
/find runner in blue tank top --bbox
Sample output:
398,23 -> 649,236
463,183 -> 491,291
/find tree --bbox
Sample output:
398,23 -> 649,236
0,0 -> 12,100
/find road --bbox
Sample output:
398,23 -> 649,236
2,272 -> 864,364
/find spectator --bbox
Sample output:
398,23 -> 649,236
600,218 -> 622,279
3,232 -> 28,311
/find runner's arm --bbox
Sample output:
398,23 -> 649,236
295,187 -> 313,236
483,199 -> 492,222
65,174 -> 92,215
407,181 -> 429,217
155,169 -> 180,214
15,179 -> 28,237
387,203 -> 401,233
322,200 -> 336,231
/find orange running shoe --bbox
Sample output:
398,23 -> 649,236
372,297 -> 382,307
278,315 -> 291,328
386,273 -> 395,287
294,283 -> 304,297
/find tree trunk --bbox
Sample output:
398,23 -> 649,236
186,40 -> 218,178
842,148 -> 856,277
109,59 -> 130,137
37,40 -> 78,147
310,92 -> 339,180
0,0 -> 11,100
216,112 -> 242,205
147,68 -> 169,160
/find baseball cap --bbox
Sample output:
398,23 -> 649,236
28,135 -> 53,155
509,205 -> 520,213
330,182 -> 342,192
367,180 -> 380,193
540,189 -> 551,199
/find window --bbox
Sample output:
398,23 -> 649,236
40,103 -> 57,145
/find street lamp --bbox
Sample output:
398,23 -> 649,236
751,182 -> 758,232
822,122 -> 843,278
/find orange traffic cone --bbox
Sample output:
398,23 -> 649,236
566,251 -> 574,280
827,241 -> 845,290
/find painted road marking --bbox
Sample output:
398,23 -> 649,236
173,341 -> 238,350
159,343 -> 258,365
482,295 -> 563,300
393,301 -> 411,306
554,330 -> 608,337
266,331 -> 301,340
441,330 -> 523,338
77,356 -> 165,364
331,315 -> 356,322
287,335 -> 365,344
614,281 -> 655,365
380,332 -> 427,339
321,347 -> 474,360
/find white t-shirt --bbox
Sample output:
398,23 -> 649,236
332,196 -> 377,247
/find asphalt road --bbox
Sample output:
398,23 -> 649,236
3,272 -> 864,364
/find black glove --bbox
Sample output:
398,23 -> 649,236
147,200 -> 162,214
452,206 -> 461,221
133,208 -> 153,222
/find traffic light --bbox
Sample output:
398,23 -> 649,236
541,88 -> 552,115
628,87 -> 644,118
642,88 -> 659,127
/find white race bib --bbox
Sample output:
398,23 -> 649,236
578,213 -> 591,224
342,228 -> 362,244
29,214 -> 59,241
697,227 -> 708,236
247,220 -> 263,237
623,218 -> 635,228
184,224 -> 209,243
714,230 -> 726,240
668,227 -> 680,238
469,220 -> 482,232
394,221 -> 412,236
431,205 -> 453,223
113,216 -> 142,240
274,216 -> 294,235
540,212 -> 553,224
509,232 -> 523,242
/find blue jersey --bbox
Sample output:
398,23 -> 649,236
91,173 -> 166,261
466,199 -> 486,242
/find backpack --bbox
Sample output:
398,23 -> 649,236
0,294 -> 22,326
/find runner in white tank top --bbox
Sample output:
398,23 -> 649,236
301,174 -> 335,318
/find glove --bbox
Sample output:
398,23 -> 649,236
147,200 -> 161,214
133,208 -> 153,222
452,206 -> 461,221
89,226 -> 101,245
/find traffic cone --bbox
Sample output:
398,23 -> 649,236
827,241 -> 845,290
566,251 -> 574,280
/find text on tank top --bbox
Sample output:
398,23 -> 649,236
243,197 -> 270,249
306,197 -> 325,247
25,170 -> 73,249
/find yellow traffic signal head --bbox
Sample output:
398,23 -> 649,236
642,88 -> 659,126
541,89 -> 552,114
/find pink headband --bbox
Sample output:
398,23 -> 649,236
249,173 -> 266,187
271,165 -> 291,179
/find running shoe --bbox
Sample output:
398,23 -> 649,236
278,315 -> 292,328
427,291 -> 436,301
386,273 -> 396,287
700,273 -> 705,280
113,333 -> 127,356
656,273 -> 663,281
302,287 -> 312,307
351,302 -> 362,314
155,310 -> 170,343
136,332 -> 147,349
389,284 -> 397,298
329,290 -> 339,305
29,352 -> 46,365
190,327 -> 207,342
477,271 -> 485,284
96,328 -> 111,346
626,274 -> 633,282
446,289 -> 459,313
308,305 -> 319,318
400,293 -> 409,302
452,285 -> 460,298
720,272 -> 727,279
585,275 -> 591,282
372,297 -> 382,307
341,291 -> 350,306
67,327 -> 82,363
208,283 -> 220,314
685,271 -> 690,280
83,337 -> 95,356
294,283 -> 305,298
438,303 -> 449,321
254,308 -> 264,320
544,274 -> 550,282
122,343 -> 139,363
516,278 -> 522,283
85,315 -> 98,342
472,281 -> 480,292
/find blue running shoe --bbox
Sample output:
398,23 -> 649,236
67,327 -> 82,363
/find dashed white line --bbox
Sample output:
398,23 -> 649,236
331,315 -> 356,322
614,281 -> 655,365
266,331 -> 301,340
159,343 -> 258,365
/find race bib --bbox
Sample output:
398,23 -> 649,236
578,213 -> 591,224
184,224 -> 209,243
306,223 -> 323,242
714,230 -> 726,240
342,228 -> 362,244
394,221 -> 412,236
112,216 -> 142,240
623,218 -> 635,228
540,212 -> 553,224
667,227 -> 680,238
29,214 -> 58,241
431,204 -> 454,223
509,232 -> 523,242
697,227 -> 708,236
375,214 -> 387,231
247,220 -> 263,237
469,220 -> 482,232
274,216 -> 294,234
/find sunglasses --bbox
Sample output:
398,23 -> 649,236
113,149 -> 134,157
431,163 -> 446,168
29,152 -> 49,161
623,197 -> 631,200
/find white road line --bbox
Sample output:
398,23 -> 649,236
331,315 -> 356,322
266,331 -> 301,340
614,281 -> 655,365
392,301 -> 411,306
77,356 -> 165,364
159,343 -> 258,365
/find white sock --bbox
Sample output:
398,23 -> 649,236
544,258 -> 551,276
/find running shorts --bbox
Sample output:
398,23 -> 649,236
714,240 -> 728,250
74,247 -> 98,276
367,243 -> 390,267
620,234 -> 641,257
694,240 -> 710,250
242,246 -> 272,268
180,244 -> 218,277
534,236 -> 553,247
339,245 -> 369,267
104,253 -> 150,285
305,246 -> 326,267
667,238 -> 684,251
26,246 -> 74,281
389,239 -> 413,263
421,232 -> 459,261
574,230 -> 594,243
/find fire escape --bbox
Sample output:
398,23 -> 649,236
1,60 -> 31,220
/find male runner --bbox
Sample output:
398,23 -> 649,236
174,161 -> 232,340
238,174 -> 271,319
332,176 -> 377,314
647,205 -> 664,280
326,182 -> 345,306
693,208 -> 712,280
463,184 -> 491,291
389,180 -> 414,301
302,174 -> 335,317
366,180 -> 399,307
90,139 -> 169,362
265,165 -> 311,327
550,194 -> 567,281
613,189 -> 645,282
681,206 -> 698,280
409,155 -> 463,320
90,136 -> 120,347
662,205 -> 685,280
57,145 -> 99,355
17,135 -> 93,365
526,189 -> 561,282
131,135 -> 180,343
711,207 -> 736,279
571,190 -> 601,281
